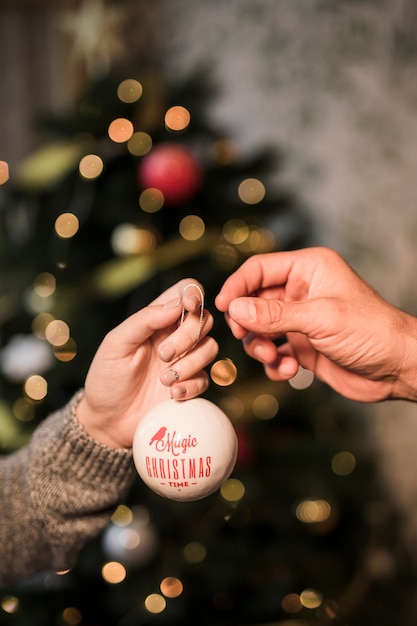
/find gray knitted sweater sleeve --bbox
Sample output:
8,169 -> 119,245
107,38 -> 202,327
0,391 -> 136,587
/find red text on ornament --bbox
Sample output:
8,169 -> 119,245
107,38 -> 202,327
150,428 -> 198,457
145,455 -> 211,480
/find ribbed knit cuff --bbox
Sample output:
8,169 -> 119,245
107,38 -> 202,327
31,390 -> 136,496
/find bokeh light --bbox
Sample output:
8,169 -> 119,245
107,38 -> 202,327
139,187 -> 164,213
165,106 -> 191,131
252,394 -> 279,420
102,561 -> 126,584
24,374 -> 47,401
55,213 -> 79,239
54,338 -> 77,363
211,242 -> 239,271
117,78 -> 143,103
160,577 -> 183,598
45,319 -> 70,347
211,139 -> 238,165
295,499 -> 332,524
13,397 -> 35,422
332,451 -> 356,476
0,161 -> 10,185
1,595 -> 19,614
223,219 -> 249,244
111,224 -> 156,255
282,593 -> 303,614
238,178 -> 266,204
289,366 -> 314,390
111,505 -> 134,527
144,593 -> 166,614
183,541 -> 207,564
128,131 -> 152,156
219,396 -> 245,421
32,313 -> 55,339
300,588 -> 323,609
62,606 -> 82,625
220,478 -> 245,502
108,118 -> 134,143
210,359 -> 238,386
244,226 -> 275,253
179,215 -> 205,241
33,272 -> 56,298
79,154 -> 104,179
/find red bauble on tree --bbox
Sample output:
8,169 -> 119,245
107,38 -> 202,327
138,142 -> 203,205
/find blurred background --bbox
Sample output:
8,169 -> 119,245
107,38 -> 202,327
2,0 -> 417,624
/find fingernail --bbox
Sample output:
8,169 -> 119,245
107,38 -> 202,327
171,386 -> 186,398
187,295 -> 201,310
161,368 -> 180,385
230,299 -> 256,321
159,342 -> 176,361
253,345 -> 265,361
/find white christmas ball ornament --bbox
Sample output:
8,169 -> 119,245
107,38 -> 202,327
133,398 -> 238,501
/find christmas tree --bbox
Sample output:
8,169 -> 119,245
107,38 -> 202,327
0,27 -> 413,626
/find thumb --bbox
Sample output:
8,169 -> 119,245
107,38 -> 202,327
228,297 -> 312,336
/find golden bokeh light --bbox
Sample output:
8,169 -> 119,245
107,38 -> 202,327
33,272 -> 56,298
300,588 -> 323,609
128,131 -> 152,156
108,118 -> 134,143
331,451 -> 356,476
179,215 -> 205,241
111,505 -> 134,527
55,213 -> 79,239
24,375 -> 47,401
24,288 -> 55,314
79,154 -> 104,179
54,338 -> 77,362
219,396 -> 244,420
243,227 -> 276,253
165,106 -> 191,132
183,541 -> 207,564
238,177 -> 266,204
211,243 -> 239,271
102,561 -> 126,584
62,606 -> 82,625
139,187 -> 164,213
252,394 -> 279,420
0,161 -> 10,185
289,366 -> 314,390
45,319 -> 70,347
210,359 -> 237,386
111,224 -> 156,255
1,595 -> 19,614
223,219 -> 249,245
220,478 -> 245,502
211,139 -> 238,165
282,593 -> 303,614
32,313 -> 55,339
117,79 -> 143,103
295,499 -> 332,524
144,593 -> 166,614
160,577 -> 184,598
13,397 -> 35,422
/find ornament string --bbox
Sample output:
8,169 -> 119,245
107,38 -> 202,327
180,283 -> 205,353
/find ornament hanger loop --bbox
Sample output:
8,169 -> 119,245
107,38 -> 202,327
180,283 -> 205,351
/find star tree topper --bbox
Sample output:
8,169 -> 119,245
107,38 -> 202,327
59,0 -> 127,79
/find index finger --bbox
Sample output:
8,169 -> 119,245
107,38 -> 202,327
151,278 -> 205,313
215,251 -> 297,312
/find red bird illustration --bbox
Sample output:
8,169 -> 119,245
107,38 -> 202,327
149,427 -> 167,445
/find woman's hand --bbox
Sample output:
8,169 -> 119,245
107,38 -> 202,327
77,280 -> 218,448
